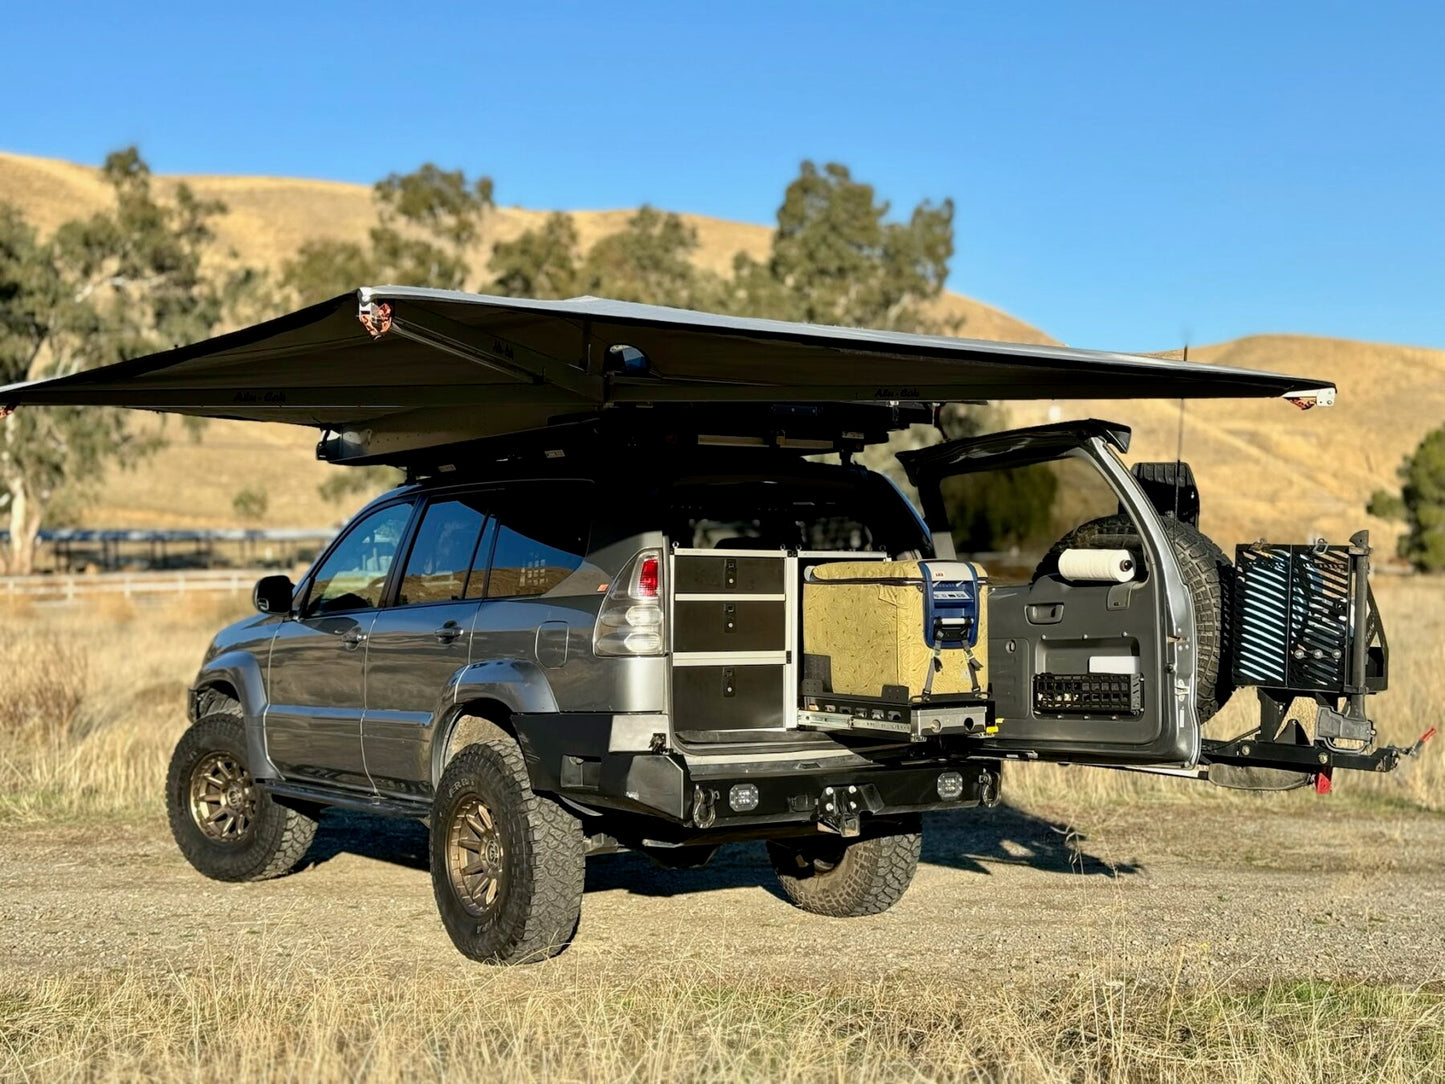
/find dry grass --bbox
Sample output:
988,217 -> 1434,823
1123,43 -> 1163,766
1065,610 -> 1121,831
0,949 -> 1441,1082
0,599 -> 239,824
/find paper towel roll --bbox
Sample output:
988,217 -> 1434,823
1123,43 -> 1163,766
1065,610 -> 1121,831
1057,548 -> 1136,583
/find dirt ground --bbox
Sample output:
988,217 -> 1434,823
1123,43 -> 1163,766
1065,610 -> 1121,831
3,796 -> 1443,987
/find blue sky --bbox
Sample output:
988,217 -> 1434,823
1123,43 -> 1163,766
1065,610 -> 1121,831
5,2 -> 1442,351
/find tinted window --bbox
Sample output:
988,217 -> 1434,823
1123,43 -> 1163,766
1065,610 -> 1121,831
471,484 -> 594,599
398,497 -> 490,605
306,502 -> 413,615
664,477 -> 890,552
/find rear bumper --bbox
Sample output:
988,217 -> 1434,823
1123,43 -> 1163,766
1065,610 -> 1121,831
512,711 -> 1000,833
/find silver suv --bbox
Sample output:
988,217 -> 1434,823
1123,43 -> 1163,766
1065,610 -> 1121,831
164,416 -> 1400,964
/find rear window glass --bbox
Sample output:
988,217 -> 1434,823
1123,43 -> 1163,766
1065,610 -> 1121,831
663,476 -> 903,552
469,482 -> 600,599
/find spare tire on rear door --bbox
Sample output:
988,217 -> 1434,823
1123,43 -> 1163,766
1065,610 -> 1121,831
1034,514 -> 1235,723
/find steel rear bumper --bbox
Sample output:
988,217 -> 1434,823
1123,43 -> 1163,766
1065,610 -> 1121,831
512,711 -> 1000,831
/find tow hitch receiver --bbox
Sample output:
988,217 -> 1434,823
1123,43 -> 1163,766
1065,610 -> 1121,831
1201,721 -> 1428,780
817,784 -> 884,837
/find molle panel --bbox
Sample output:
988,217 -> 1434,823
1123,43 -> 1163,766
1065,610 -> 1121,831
673,555 -> 785,595
673,600 -> 786,653
672,664 -> 786,732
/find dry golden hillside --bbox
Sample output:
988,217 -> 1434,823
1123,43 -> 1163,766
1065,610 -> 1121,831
1006,335 -> 1445,554
3,151 -> 1439,552
0,151 -> 1046,345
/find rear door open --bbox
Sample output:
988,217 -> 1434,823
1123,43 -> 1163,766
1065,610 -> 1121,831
899,421 -> 1202,767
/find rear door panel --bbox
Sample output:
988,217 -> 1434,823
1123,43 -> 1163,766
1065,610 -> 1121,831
362,599 -> 480,796
899,425 -> 1200,766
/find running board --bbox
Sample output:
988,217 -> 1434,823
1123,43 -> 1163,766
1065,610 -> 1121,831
261,780 -> 431,819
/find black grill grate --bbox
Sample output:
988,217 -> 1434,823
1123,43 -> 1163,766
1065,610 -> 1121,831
1234,544 -> 1351,691
1033,673 -> 1144,716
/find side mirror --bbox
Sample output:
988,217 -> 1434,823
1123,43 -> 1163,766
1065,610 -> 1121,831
253,574 -> 296,615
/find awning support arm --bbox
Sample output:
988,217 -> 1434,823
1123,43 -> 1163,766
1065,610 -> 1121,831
359,296 -> 607,404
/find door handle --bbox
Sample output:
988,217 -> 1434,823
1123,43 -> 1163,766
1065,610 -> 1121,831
1025,603 -> 1065,625
434,621 -> 465,644
340,628 -> 367,649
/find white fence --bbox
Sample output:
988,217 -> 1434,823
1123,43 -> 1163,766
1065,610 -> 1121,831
0,569 -> 269,603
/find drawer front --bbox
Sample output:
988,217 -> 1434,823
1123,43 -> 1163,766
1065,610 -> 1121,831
673,600 -> 786,653
672,664 -> 786,731
674,555 -> 785,595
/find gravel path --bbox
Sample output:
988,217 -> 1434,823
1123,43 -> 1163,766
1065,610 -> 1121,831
3,798 -> 1443,986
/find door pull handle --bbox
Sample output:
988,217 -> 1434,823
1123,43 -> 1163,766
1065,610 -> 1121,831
1025,603 -> 1065,625
340,628 -> 367,648
434,622 -> 464,643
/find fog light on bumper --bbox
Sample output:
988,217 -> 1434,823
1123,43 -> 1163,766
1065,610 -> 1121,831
936,771 -> 964,801
728,783 -> 760,812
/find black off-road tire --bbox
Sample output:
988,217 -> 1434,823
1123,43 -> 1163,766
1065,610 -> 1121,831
1036,513 -> 1236,722
766,817 -> 922,918
166,712 -> 317,882
431,739 -> 585,964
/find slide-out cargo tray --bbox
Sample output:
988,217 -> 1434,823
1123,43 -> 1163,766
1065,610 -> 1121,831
796,692 -> 994,741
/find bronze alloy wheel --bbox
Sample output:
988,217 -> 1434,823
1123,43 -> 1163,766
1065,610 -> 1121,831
447,794 -> 507,917
188,751 -> 257,843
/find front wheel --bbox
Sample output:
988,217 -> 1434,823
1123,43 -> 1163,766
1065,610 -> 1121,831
166,713 -> 317,882
430,738 -> 585,963
767,818 -> 922,917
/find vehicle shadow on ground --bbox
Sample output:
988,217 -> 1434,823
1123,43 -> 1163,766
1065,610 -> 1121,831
584,803 -> 1139,900
297,803 -> 1139,893
301,809 -> 431,872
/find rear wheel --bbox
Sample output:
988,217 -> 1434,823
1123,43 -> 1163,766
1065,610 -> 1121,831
1036,513 -> 1236,722
767,818 -> 922,917
431,738 -> 585,964
166,713 -> 317,882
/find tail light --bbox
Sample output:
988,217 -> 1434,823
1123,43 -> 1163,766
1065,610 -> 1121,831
593,549 -> 666,656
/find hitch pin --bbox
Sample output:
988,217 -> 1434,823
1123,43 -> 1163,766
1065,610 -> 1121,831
1407,727 -> 1437,757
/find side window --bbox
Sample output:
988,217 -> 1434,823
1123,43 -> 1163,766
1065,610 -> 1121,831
470,484 -> 595,600
397,497 -> 490,606
305,502 -> 413,616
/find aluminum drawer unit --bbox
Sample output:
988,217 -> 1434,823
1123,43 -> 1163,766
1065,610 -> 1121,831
669,550 -> 796,738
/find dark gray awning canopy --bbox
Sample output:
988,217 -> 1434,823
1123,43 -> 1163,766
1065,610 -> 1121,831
1,287 -> 1336,461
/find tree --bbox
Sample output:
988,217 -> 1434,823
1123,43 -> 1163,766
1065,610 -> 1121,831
231,486 -> 269,523
490,207 -> 724,309
0,148 -> 238,573
318,465 -> 404,506
728,161 -> 955,331
281,164 -> 494,302
580,206 -> 722,309
488,163 -> 956,329
489,213 -> 582,299
1369,424 -> 1445,571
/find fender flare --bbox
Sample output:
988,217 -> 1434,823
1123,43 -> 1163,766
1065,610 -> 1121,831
430,658 -> 560,785
191,650 -> 278,779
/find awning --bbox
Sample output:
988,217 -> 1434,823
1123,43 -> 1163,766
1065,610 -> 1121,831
1,287 -> 1336,460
